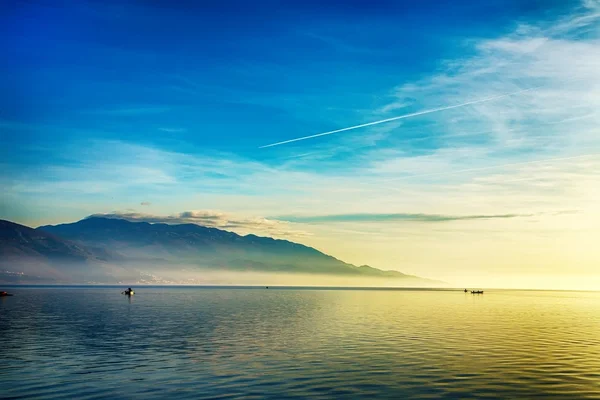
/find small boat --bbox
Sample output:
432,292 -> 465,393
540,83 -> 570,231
0,291 -> 13,297
471,290 -> 484,294
122,289 -> 135,295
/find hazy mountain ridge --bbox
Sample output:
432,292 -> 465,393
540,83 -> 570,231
0,219 -> 129,283
1,217 -> 439,285
37,217 -> 371,274
1,219 -> 101,262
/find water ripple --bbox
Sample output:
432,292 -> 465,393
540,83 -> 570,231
1,288 -> 600,398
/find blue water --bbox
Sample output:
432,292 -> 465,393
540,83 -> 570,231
1,287 -> 600,399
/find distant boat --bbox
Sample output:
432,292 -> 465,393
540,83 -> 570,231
464,289 -> 468,293
471,290 -> 484,294
0,291 -> 13,297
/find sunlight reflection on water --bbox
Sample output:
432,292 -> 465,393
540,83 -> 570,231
1,287 -> 600,399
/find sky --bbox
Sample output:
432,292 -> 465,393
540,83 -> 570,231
2,0 -> 600,289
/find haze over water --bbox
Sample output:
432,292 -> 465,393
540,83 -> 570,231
2,287 -> 600,399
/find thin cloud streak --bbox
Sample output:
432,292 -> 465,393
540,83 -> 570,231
259,86 -> 540,148
89,211 -> 311,238
275,212 -> 538,224
382,153 -> 600,184
81,106 -> 171,116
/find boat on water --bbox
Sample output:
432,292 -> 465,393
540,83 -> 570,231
122,288 -> 135,295
471,290 -> 484,294
0,291 -> 14,297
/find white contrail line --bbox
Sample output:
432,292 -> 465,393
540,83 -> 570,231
259,86 -> 539,148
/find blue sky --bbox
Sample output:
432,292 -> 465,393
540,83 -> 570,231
2,0 -> 600,288
1,0 -> 573,158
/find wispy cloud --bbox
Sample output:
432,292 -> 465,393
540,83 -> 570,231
274,212 -> 538,224
158,127 -> 187,133
90,211 -> 310,238
6,139 -> 277,196
380,153 -> 600,185
81,106 -> 171,116
259,86 -> 539,148
140,202 -> 151,206
300,31 -> 387,55
5,2 -> 600,287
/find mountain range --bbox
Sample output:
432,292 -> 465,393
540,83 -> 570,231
0,216 -> 439,285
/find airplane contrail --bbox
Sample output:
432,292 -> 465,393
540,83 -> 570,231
259,86 -> 539,149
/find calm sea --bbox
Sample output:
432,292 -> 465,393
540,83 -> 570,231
1,286 -> 600,399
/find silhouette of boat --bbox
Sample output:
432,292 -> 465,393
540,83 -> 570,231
471,290 -> 484,294
0,291 -> 13,297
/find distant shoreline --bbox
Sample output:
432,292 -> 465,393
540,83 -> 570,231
1,284 -> 598,292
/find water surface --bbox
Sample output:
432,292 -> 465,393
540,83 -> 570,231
1,287 -> 600,399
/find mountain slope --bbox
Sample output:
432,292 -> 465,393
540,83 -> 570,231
37,217 -> 427,279
1,217 -> 440,284
1,219 -> 98,261
0,219 -> 124,282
